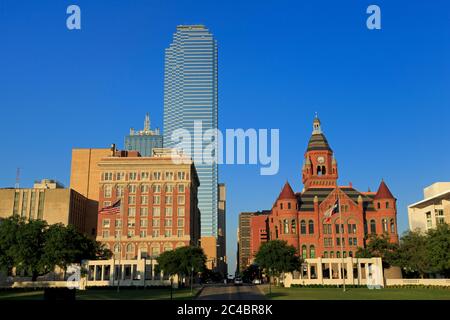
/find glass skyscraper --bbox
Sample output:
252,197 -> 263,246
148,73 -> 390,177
163,25 -> 218,237
125,113 -> 163,157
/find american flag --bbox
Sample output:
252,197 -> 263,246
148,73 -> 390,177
100,200 -> 121,215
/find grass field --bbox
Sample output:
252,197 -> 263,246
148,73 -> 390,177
261,286 -> 450,300
0,287 -> 200,300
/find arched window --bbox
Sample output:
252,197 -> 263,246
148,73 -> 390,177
377,202 -> 381,209
323,251 -> 329,258
349,251 -> 353,258
114,244 -> 120,253
317,166 -> 322,176
330,251 -> 334,258
390,219 -> 395,233
291,219 -> 297,234
370,219 -> 376,234
310,245 -> 316,259
308,220 -> 314,234
386,201 -> 390,209
126,243 -> 134,253
288,202 -> 291,210
336,251 -> 341,258
283,220 -> 289,234
280,203 -> 283,210
382,219 -> 388,233
322,166 -> 326,175
302,245 -> 307,259
300,220 -> 307,234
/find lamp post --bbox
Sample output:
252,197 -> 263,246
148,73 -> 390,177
142,255 -> 147,289
190,266 -> 194,297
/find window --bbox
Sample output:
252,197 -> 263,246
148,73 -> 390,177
426,212 -> 432,228
177,208 -> 185,216
102,230 -> 109,238
141,184 -> 149,193
347,224 -> 357,234
165,172 -> 174,181
165,185 -> 174,193
300,220 -> 306,234
390,219 -> 395,233
13,192 -> 19,215
128,185 -> 137,194
103,219 -> 110,228
302,245 -> 307,259
178,195 -> 185,205
116,172 -> 125,181
324,238 -> 332,247
178,184 -> 185,193
21,191 -> 28,217
436,209 -> 445,225
337,237 -> 345,246
140,230 -> 147,238
177,229 -> 184,237
283,220 -> 289,234
129,172 -> 138,181
127,230 -> 135,238
37,191 -> 45,220
116,185 -> 124,197
323,251 -> 328,258
335,224 -> 344,234
104,185 -> 112,198
103,172 -> 113,181
153,195 -> 160,205
153,172 -> 161,180
103,201 -> 111,207
152,230 -> 160,238
370,219 -> 377,233
336,251 -> 341,258
288,202 -> 291,210
280,203 -> 283,210
377,202 -> 381,209
152,207 -> 160,216
308,220 -> 314,234
291,219 -> 296,234
177,218 -> 184,227
177,172 -> 186,180
140,219 -> 148,227
128,207 -> 136,217
164,230 -> 172,237
128,196 -> 136,205
386,201 -> 390,209
152,184 -> 161,193
115,230 -> 121,239
310,245 -> 316,259
140,207 -> 148,217
127,219 -> 135,228
141,196 -> 148,205
115,219 -> 122,228
141,172 -> 150,181
323,224 -> 332,234
165,219 -> 172,227
152,219 -> 160,227
126,243 -> 134,253
165,207 -> 173,216
330,251 -> 334,258
165,196 -> 173,205
382,219 -> 388,233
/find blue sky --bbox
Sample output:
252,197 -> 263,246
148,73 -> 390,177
1,0 -> 449,275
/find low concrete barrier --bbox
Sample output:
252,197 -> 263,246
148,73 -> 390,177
386,279 -> 450,287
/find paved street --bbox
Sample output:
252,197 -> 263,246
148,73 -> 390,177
197,284 -> 266,300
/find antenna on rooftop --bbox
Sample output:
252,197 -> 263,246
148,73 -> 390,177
15,168 -> 20,189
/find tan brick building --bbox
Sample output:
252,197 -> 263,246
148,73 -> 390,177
0,179 -> 88,233
95,148 -> 201,260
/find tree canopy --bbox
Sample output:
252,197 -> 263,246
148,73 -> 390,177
254,240 -> 301,277
355,234 -> 399,268
156,246 -> 206,283
0,216 -> 111,281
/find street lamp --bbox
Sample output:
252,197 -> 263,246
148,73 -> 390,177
190,266 -> 194,297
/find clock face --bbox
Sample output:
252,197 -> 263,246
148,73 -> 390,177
317,156 -> 325,164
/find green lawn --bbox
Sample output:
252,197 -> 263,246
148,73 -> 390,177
0,287 -> 200,300
261,286 -> 450,300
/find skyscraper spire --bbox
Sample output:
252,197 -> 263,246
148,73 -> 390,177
144,113 -> 150,132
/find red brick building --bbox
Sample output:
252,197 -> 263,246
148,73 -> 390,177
247,116 -> 398,263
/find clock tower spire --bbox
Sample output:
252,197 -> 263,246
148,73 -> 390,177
302,115 -> 338,189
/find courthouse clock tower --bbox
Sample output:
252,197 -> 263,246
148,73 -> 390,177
302,115 -> 338,189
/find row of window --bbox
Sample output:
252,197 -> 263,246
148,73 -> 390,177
102,171 -> 188,182
323,251 -> 353,258
368,218 -> 395,234
122,206 -> 186,217
323,237 -> 358,247
13,190 -> 45,220
102,195 -> 186,208
323,223 -> 357,235
426,210 -> 445,228
104,184 -> 186,198
110,242 -> 186,256
102,229 -> 186,239
103,218 -> 185,228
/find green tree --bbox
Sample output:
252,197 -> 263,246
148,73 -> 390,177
0,216 -> 112,281
355,234 -> 399,268
254,240 -> 301,293
426,223 -> 450,277
396,230 -> 430,278
242,264 -> 262,283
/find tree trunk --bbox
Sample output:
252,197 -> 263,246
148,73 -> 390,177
32,271 -> 38,282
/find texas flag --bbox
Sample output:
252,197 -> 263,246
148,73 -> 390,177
324,199 -> 340,223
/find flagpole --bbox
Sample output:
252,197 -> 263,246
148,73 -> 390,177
117,198 -> 122,293
339,193 -> 346,292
